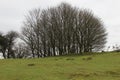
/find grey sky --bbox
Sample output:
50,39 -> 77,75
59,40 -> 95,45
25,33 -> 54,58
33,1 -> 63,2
0,0 -> 120,47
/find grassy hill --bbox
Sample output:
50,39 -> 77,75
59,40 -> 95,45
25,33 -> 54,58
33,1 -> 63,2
0,53 -> 120,80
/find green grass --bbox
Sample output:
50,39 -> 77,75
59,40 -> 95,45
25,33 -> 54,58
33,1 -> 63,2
0,52 -> 120,80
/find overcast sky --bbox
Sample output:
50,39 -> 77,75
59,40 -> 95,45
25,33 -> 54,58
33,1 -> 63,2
0,0 -> 120,48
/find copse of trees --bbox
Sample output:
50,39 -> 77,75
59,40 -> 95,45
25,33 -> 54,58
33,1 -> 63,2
0,3 -> 107,59
0,31 -> 18,59
21,3 -> 107,58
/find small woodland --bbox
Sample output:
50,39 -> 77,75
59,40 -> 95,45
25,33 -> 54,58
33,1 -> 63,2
0,3 -> 107,59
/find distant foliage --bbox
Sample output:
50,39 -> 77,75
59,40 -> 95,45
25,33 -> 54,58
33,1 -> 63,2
0,31 -> 18,59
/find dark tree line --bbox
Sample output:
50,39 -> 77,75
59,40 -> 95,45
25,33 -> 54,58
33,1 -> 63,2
21,3 -> 107,58
0,31 -> 18,59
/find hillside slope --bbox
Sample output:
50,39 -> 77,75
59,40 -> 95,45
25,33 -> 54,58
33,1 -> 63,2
0,53 -> 120,80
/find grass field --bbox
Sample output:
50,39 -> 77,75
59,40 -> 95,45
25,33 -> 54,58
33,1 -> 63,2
0,53 -> 120,80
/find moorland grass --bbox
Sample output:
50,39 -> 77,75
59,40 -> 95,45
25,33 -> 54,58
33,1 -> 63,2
0,52 -> 120,80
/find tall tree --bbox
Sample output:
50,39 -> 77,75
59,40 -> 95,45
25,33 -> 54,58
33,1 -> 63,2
0,33 -> 8,58
6,31 -> 18,58
21,9 -> 42,58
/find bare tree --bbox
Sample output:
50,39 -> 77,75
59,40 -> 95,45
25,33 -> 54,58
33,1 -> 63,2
21,9 -> 43,58
21,21 -> 36,58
